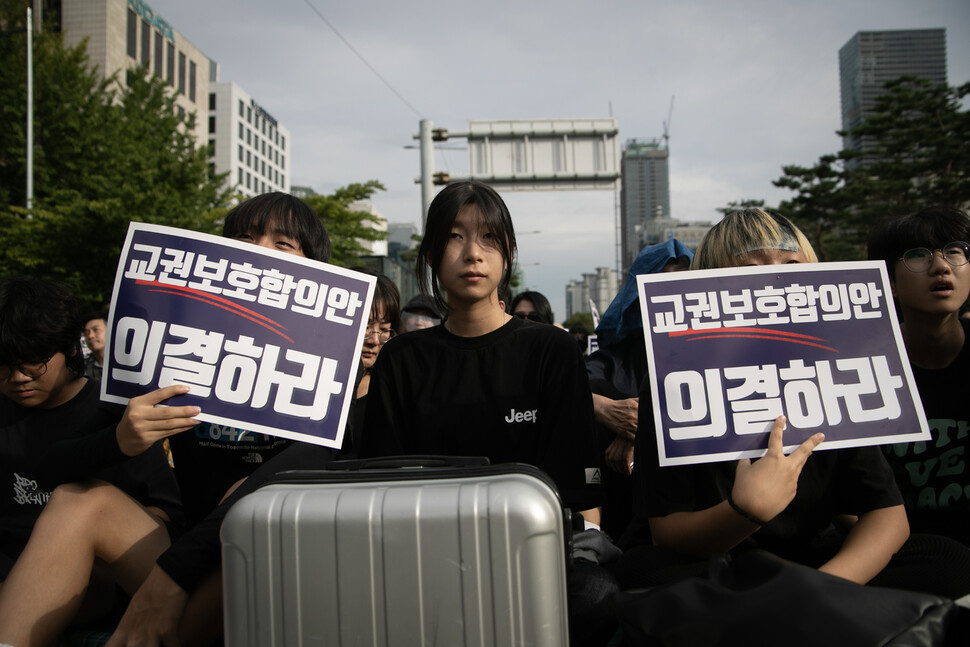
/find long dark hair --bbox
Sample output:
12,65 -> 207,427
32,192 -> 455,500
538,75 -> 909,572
510,291 -> 554,324
418,181 -> 516,314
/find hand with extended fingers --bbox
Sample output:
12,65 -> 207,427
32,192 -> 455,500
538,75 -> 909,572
116,385 -> 202,457
730,416 -> 824,525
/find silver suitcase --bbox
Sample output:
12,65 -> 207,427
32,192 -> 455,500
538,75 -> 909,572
221,458 -> 571,646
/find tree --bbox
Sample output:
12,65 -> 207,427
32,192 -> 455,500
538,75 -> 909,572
776,77 -> 970,261
302,181 -> 388,267
562,312 -> 594,332
715,199 -> 766,217
0,7 -> 229,308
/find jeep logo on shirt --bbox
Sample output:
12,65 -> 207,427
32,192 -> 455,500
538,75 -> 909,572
505,408 -> 538,424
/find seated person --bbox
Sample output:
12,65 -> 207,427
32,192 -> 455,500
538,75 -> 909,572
348,272 -> 401,453
587,239 -> 692,540
361,181 -> 618,646
82,310 -> 108,382
616,208 -> 970,600
509,290 -> 555,324
867,206 -> 970,545
400,294 -> 441,332
0,277 -> 179,633
0,193 -> 333,646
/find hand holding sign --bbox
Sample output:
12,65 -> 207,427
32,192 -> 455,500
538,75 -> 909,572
115,385 -> 201,457
731,416 -> 824,524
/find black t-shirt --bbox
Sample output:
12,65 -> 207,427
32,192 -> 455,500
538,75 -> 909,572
0,380 -> 181,574
884,318 -> 970,544
632,376 -> 903,564
361,316 -> 604,513
169,424 -> 292,526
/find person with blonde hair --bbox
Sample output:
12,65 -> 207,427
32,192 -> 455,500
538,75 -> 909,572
690,208 -> 817,271
616,208 -> 970,600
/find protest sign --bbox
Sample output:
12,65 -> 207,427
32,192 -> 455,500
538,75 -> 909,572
102,222 -> 375,449
638,261 -> 929,466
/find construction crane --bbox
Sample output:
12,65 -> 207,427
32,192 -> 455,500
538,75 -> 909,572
662,95 -> 675,151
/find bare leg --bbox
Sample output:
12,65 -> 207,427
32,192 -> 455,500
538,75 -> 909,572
0,480 -> 171,647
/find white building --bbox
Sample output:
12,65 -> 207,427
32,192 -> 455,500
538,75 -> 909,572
208,80 -> 291,198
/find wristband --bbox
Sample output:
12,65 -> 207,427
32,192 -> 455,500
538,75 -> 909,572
727,493 -> 766,526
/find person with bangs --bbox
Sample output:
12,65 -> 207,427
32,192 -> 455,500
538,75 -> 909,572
510,290 -> 555,325
359,180 -> 619,646
868,206 -> 970,546
0,193 -> 333,646
347,271 -> 401,454
0,277 -> 180,640
616,208 -> 970,600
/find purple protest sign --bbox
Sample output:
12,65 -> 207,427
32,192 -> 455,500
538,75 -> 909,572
637,261 -> 930,466
102,223 -> 375,450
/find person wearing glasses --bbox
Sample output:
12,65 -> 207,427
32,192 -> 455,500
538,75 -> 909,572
867,206 -> 970,546
0,193 -> 334,647
615,208 -> 970,601
510,290 -> 555,324
348,272 -> 401,454
0,276 -> 180,633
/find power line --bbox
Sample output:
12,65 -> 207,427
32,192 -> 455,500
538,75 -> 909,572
302,0 -> 424,119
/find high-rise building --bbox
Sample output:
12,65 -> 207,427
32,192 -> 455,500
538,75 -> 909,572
56,0 -> 212,146
49,0 -> 292,198
619,138 -> 670,275
208,80 -> 291,199
565,267 -> 618,320
839,29 -> 947,153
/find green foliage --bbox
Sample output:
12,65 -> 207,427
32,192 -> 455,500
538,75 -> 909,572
562,312 -> 594,332
716,199 -> 767,216
302,181 -> 388,267
0,13 -> 229,308
775,77 -> 970,261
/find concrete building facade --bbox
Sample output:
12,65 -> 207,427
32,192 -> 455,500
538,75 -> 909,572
839,29 -> 947,153
208,81 -> 291,198
565,267 -> 618,321
57,0 -> 212,145
619,138 -> 670,276
52,0 -> 292,197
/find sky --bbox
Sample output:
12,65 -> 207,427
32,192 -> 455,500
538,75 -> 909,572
152,0 -> 969,321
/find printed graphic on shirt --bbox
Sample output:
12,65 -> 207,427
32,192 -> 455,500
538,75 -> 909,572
504,408 -> 538,424
885,417 -> 970,512
12,472 -> 50,506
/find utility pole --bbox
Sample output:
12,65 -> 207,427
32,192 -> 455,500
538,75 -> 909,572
26,5 -> 33,210
418,119 -> 433,228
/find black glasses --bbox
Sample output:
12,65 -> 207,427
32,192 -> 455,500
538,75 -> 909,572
364,325 -> 396,344
514,312 -> 543,322
898,241 -> 970,273
0,357 -> 52,381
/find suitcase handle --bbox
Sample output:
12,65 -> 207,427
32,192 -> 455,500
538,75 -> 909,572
325,455 -> 491,471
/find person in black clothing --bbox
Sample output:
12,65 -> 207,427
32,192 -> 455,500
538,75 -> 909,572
509,289 -> 555,324
867,206 -> 970,545
617,208 -> 970,600
361,181 -> 618,646
348,272 -> 401,454
0,193 -> 333,646
0,277 -> 180,644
